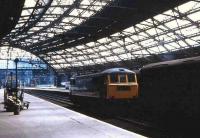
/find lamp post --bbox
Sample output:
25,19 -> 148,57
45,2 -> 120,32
14,58 -> 19,89
14,58 -> 20,115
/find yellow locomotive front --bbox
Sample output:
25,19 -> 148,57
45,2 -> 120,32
103,69 -> 138,100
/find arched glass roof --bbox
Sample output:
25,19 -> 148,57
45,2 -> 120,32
42,1 -> 200,69
0,46 -> 38,60
1,0 -> 200,71
0,46 -> 46,69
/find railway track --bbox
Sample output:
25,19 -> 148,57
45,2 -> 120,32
25,91 -> 74,107
25,90 -> 172,137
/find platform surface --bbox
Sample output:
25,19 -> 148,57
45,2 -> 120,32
0,89 -> 145,138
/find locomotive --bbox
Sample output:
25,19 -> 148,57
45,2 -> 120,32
69,68 -> 139,105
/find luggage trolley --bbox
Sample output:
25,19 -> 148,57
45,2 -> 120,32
4,58 -> 30,115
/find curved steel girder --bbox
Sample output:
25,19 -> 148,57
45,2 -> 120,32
14,0 -> 82,43
27,0 -> 190,54
15,0 -> 53,37
27,17 -> 115,52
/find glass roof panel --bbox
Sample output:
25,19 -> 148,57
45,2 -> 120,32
7,0 -> 113,46
0,46 -> 39,60
3,0 -> 200,70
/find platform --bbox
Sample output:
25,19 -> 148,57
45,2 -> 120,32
0,89 -> 145,138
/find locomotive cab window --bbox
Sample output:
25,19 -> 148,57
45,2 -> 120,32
119,74 -> 126,83
110,74 -> 118,83
128,74 -> 136,82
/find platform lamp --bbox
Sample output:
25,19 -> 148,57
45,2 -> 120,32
14,58 -> 19,101
14,58 -> 20,115
14,58 -> 19,89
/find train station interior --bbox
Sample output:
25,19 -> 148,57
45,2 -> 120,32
0,0 -> 200,137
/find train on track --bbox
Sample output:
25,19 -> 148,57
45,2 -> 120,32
69,68 -> 139,105
69,56 -> 200,122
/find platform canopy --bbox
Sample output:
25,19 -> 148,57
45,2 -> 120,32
1,0 -> 200,72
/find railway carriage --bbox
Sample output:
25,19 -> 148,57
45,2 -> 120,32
139,56 -> 200,121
